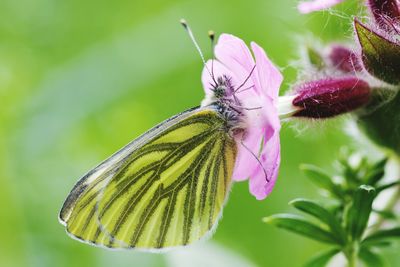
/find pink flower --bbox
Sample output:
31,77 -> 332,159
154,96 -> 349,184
298,0 -> 345,14
201,34 -> 283,200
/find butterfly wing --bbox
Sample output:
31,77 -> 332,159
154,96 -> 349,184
59,105 -> 237,250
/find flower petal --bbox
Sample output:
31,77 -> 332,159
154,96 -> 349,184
232,127 -> 263,181
244,95 -> 280,135
298,0 -> 344,14
262,95 -> 281,134
232,98 -> 279,183
215,34 -> 257,92
251,42 -> 283,101
249,132 -> 281,200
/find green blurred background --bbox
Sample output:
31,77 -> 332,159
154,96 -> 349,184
0,0 -> 398,266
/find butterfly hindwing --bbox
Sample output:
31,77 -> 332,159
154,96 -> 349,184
59,106 -> 237,250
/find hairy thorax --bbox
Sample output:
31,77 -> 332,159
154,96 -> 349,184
201,75 -> 247,138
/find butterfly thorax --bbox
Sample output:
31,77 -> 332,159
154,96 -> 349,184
201,75 -> 247,137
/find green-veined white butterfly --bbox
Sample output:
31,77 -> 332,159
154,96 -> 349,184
59,21 -> 283,250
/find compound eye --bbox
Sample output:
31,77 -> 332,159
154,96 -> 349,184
214,87 -> 225,98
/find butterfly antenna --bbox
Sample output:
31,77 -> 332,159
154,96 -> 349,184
240,139 -> 269,182
180,19 -> 214,83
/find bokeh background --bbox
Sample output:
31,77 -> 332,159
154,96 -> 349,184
1,0 -> 398,266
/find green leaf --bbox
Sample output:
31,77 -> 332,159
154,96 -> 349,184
365,168 -> 385,186
290,199 -> 345,244
338,153 -> 363,187
364,158 -> 387,185
362,240 -> 393,248
370,157 -> 388,172
300,164 -> 343,197
263,214 -> 339,245
372,209 -> 397,220
346,185 -> 376,240
306,46 -> 325,69
354,19 -> 400,85
376,181 -> 400,194
303,248 -> 340,267
363,227 -> 400,246
359,248 -> 385,267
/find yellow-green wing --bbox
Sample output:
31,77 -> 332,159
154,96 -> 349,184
59,106 -> 237,250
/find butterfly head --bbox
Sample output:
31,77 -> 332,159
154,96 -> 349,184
212,75 -> 235,99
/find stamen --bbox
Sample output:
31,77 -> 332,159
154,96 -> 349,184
240,139 -> 269,182
235,64 -> 257,93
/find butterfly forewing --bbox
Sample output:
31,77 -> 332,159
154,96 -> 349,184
59,106 -> 237,250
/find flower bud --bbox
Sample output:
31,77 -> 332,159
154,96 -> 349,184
328,45 -> 363,73
367,0 -> 400,25
292,77 -> 371,118
355,19 -> 400,85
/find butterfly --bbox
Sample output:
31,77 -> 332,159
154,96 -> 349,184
59,21 -> 283,251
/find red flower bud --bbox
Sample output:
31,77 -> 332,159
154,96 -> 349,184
368,0 -> 400,25
292,77 -> 371,118
329,45 -> 363,73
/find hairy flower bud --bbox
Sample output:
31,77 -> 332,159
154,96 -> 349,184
355,19 -> 400,85
329,45 -> 363,73
292,77 -> 371,118
368,0 -> 400,25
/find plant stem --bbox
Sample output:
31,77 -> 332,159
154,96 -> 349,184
344,239 -> 360,267
348,252 -> 357,267
345,244 -> 358,267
